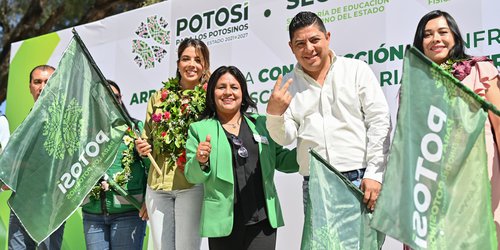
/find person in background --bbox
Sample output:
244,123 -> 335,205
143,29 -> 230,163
265,11 -> 391,212
0,111 -> 9,152
135,38 -> 211,250
408,10 -> 500,249
0,111 -> 10,191
8,65 -> 66,250
184,65 -> 299,250
81,80 -> 149,250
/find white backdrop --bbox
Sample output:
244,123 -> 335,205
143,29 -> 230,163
9,0 -> 500,249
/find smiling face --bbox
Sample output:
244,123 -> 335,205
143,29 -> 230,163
289,24 -> 331,78
422,16 -> 456,65
177,46 -> 205,88
214,72 -> 242,118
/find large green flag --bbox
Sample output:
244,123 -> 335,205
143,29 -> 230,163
302,149 -> 385,250
0,30 -> 133,243
371,47 -> 497,249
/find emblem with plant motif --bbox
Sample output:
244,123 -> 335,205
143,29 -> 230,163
132,15 -> 170,69
43,97 -> 83,159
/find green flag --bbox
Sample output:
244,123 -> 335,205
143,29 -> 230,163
0,30 -> 133,243
370,47 -> 497,249
302,149 -> 385,250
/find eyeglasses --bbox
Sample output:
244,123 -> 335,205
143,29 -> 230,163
230,135 -> 248,158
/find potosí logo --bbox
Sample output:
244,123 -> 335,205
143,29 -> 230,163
412,105 -> 446,249
132,15 -> 171,69
57,130 -> 110,194
175,2 -> 248,42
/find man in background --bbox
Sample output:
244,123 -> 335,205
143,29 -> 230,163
8,65 -> 66,250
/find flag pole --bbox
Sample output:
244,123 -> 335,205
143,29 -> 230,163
309,149 -> 364,197
133,131 -> 162,176
108,178 -> 142,210
71,29 -> 162,176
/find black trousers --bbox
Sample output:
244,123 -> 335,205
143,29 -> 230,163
208,218 -> 277,250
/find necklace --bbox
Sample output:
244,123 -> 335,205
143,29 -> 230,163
222,116 -> 241,129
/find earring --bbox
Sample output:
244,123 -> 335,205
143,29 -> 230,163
201,70 -> 209,83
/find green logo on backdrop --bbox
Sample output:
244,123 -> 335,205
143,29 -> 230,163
43,97 -> 82,159
132,15 -> 171,69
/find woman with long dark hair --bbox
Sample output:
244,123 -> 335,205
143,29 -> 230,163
408,10 -> 500,249
184,66 -> 299,250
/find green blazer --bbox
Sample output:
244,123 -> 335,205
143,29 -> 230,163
185,114 -> 299,237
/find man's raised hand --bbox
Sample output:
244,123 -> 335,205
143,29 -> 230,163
266,75 -> 293,116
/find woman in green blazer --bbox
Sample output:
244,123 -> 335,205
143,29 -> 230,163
185,66 -> 299,250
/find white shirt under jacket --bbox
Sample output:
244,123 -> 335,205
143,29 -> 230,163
266,51 -> 391,183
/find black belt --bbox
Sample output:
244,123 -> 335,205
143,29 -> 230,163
304,168 -> 366,182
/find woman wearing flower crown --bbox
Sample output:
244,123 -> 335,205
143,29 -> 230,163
135,38 -> 210,250
408,10 -> 500,249
184,66 -> 299,249
82,80 -> 149,250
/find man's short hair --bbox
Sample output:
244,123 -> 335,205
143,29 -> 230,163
288,11 -> 327,41
29,65 -> 55,83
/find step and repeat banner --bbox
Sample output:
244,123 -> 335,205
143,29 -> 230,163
4,0 -> 500,249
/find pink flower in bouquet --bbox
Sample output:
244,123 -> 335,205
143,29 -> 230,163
163,111 -> 171,120
161,131 -> 167,137
202,83 -> 208,91
152,113 -> 162,123
160,90 -> 169,101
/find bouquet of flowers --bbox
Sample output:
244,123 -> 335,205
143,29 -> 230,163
151,77 -> 207,170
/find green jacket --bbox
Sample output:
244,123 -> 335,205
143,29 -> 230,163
82,121 -> 149,214
184,114 -> 299,237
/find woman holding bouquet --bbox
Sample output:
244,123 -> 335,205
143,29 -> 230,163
407,10 -> 500,248
135,38 -> 210,250
184,66 -> 299,249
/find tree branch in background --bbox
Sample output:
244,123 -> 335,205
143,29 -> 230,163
0,0 -> 163,106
